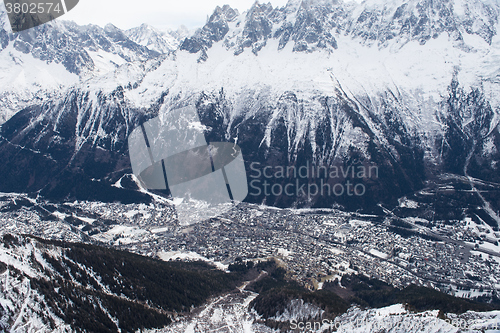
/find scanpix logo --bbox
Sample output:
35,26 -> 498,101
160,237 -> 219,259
4,0 -> 79,32
128,105 -> 248,225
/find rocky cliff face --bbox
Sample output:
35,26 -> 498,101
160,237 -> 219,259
181,0 -> 499,59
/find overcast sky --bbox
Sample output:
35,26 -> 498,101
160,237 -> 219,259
62,0 -> 292,31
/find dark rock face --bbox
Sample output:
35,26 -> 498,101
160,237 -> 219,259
344,0 -> 498,45
0,29 -> 8,50
437,78 -> 498,178
195,88 -> 428,211
274,1 -> 341,52
346,0 -> 462,44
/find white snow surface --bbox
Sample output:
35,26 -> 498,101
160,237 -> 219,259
158,250 -> 229,271
332,305 -> 500,333
369,248 -> 389,259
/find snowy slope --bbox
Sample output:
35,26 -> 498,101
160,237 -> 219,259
2,0 -> 499,135
0,43 -> 79,124
156,292 -> 274,333
0,6 -> 162,124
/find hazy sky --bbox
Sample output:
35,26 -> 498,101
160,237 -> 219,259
62,0 -> 291,31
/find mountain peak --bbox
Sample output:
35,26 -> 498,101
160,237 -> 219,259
126,23 -> 182,54
104,23 -> 120,32
180,4 -> 240,57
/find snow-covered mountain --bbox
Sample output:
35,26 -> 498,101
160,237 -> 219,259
0,0 -> 499,215
125,24 -> 188,54
0,6 -> 167,124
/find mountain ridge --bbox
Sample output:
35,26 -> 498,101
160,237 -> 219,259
181,0 -> 500,60
0,0 -> 499,215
